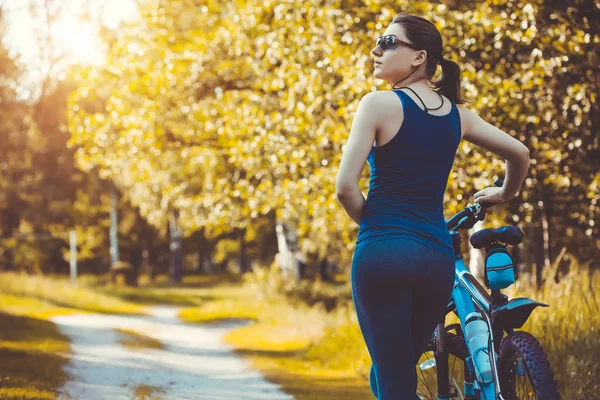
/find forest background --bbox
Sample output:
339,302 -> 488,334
0,0 -> 598,398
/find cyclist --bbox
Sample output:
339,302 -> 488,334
335,12 -> 530,399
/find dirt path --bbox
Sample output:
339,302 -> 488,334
50,305 -> 294,400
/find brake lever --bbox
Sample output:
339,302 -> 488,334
475,204 -> 486,220
471,202 -> 492,222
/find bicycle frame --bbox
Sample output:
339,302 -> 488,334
442,232 -> 550,400
427,182 -> 553,399
448,252 -> 504,400
428,199 -> 506,400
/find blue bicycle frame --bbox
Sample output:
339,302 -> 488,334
450,253 -> 500,400
428,180 -> 550,400
439,199 -> 505,400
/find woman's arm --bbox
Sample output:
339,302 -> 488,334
459,107 -> 530,201
335,92 -> 382,225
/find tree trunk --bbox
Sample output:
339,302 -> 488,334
275,221 -> 289,279
533,216 -> 545,290
109,188 -> 119,268
129,247 -> 141,287
541,202 -> 552,272
238,229 -> 249,273
468,220 -> 485,284
201,250 -> 213,274
275,219 -> 300,282
141,247 -> 153,281
511,243 -> 523,280
195,227 -> 207,274
168,210 -> 183,284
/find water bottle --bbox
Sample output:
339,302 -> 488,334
463,312 -> 493,384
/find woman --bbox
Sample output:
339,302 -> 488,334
335,12 -> 530,399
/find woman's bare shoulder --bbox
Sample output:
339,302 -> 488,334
360,90 -> 404,115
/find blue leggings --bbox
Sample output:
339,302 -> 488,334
351,238 -> 455,399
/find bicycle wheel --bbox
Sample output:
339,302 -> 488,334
497,331 -> 560,400
417,327 -> 472,400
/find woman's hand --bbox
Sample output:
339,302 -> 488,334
473,186 -> 511,206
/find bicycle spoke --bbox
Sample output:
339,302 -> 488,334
417,352 -> 435,398
523,369 -> 536,399
451,353 -> 457,377
416,368 -> 431,392
416,372 -> 434,399
416,351 -> 467,400
509,355 -> 538,400
520,372 -> 529,399
517,373 -> 523,398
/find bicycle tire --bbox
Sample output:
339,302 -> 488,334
497,331 -> 560,399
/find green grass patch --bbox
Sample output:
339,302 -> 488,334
179,299 -> 260,324
507,259 -> 600,398
235,354 -> 374,400
179,269 -> 375,399
132,385 -> 166,400
0,273 -> 144,315
81,273 -> 242,306
116,328 -> 165,351
99,286 -> 209,307
0,294 -> 80,320
221,317 -> 374,400
0,272 -> 154,400
215,300 -> 375,400
0,312 -> 70,400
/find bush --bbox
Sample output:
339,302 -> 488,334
242,261 -> 352,310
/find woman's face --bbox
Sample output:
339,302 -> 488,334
370,24 -> 426,83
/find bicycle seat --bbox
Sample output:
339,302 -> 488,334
469,226 -> 524,249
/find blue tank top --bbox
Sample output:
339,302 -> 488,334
355,89 -> 462,260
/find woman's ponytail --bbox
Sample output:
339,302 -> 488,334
432,57 -> 468,105
391,13 -> 470,104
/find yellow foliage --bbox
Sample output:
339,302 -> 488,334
67,0 -> 597,330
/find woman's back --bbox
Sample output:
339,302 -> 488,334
356,88 -> 461,259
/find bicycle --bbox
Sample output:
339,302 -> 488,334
416,179 -> 560,400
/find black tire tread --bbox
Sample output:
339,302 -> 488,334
498,331 -> 560,399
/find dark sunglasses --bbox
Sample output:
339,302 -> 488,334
375,35 -> 421,51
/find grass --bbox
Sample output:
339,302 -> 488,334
220,310 -> 375,400
232,355 -> 373,400
507,255 -> 600,398
179,297 -> 261,323
0,312 -> 70,400
177,266 -> 376,399
81,272 -> 242,306
0,272 -> 144,315
132,385 -> 165,400
0,294 -> 79,320
0,272 -> 146,400
115,328 -> 165,351
0,271 -> 251,400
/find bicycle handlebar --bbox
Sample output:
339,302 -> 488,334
445,179 -> 504,232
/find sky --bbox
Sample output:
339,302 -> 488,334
1,0 -> 139,100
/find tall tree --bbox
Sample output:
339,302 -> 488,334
68,0 -> 599,275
